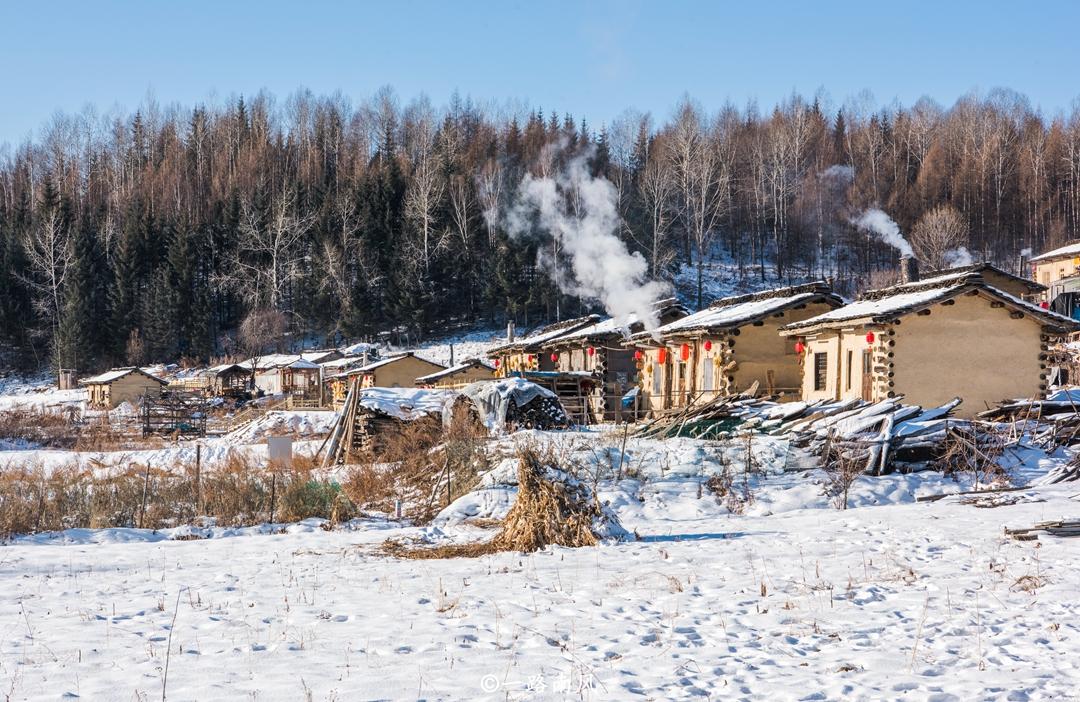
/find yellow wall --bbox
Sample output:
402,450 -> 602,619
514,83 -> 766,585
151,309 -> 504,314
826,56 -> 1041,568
1032,256 -> 1080,298
430,365 -> 496,388
370,356 -> 446,388
88,374 -> 164,409
798,292 -> 1047,417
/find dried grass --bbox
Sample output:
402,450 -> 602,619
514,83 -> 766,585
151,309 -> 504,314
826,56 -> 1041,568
0,452 -> 353,539
383,444 -> 624,559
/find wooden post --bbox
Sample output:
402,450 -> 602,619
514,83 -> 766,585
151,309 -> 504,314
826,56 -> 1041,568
139,464 -> 151,529
194,444 -> 202,516
269,473 -> 277,524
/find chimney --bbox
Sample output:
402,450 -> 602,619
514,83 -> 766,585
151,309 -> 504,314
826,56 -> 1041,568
900,255 -> 920,284
506,321 -> 515,343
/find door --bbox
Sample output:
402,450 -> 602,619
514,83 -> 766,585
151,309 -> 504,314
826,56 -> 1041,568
861,350 -> 873,401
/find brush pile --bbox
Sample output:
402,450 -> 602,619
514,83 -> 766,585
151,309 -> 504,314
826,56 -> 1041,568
383,445 -> 627,559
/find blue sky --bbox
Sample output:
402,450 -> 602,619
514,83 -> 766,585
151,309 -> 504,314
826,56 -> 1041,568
1,0 -> 1077,144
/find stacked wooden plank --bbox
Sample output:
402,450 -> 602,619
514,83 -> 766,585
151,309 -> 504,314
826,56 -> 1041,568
1005,520 -> 1080,541
635,394 -> 967,474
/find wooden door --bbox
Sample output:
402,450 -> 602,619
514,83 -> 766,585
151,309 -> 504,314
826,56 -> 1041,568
861,350 -> 873,401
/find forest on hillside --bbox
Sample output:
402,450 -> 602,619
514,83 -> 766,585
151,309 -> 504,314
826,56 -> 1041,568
2,86 -> 1079,372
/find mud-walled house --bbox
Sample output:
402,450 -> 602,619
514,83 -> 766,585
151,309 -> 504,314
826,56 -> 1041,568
539,299 -> 689,421
780,269 -> 1080,418
487,315 -> 602,375
629,282 -> 844,414
82,367 -> 168,409
326,352 -> 446,407
415,359 -> 497,389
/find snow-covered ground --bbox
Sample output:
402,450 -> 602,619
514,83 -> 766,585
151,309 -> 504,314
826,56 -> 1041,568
2,427 -> 1079,700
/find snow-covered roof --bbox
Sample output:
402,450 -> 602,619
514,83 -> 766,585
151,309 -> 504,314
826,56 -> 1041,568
319,356 -> 369,370
489,315 -> 603,354
1030,242 -> 1080,263
340,341 -> 379,356
334,352 -> 444,378
542,299 -> 688,346
239,352 -> 336,371
782,273 -> 1080,334
914,263 -> 1044,293
415,359 -> 495,384
357,387 -> 458,421
205,363 -> 247,376
299,349 -> 340,363
633,282 -> 841,340
80,367 -> 167,385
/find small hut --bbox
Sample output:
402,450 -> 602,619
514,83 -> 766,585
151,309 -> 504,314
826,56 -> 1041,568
629,282 -> 844,413
81,367 -> 167,409
205,363 -> 250,397
250,357 -> 321,396
415,358 -> 496,389
540,299 -> 689,421
780,270 -> 1080,417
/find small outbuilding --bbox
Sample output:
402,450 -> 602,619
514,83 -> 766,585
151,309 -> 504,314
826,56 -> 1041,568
415,359 -> 497,389
327,352 -> 446,406
629,282 -> 844,413
780,271 -> 1080,417
204,363 -> 250,397
81,367 -> 167,409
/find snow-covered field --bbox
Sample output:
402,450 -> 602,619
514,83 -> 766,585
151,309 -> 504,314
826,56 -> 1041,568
2,425 -> 1079,700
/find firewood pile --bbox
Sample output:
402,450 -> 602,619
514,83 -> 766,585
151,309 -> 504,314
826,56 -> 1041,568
637,394 -> 972,474
505,395 -> 570,430
977,395 -> 1080,448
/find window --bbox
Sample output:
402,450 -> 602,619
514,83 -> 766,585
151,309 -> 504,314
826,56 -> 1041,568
813,353 -> 828,392
703,359 -> 714,392
652,362 -> 662,396
845,350 -> 853,390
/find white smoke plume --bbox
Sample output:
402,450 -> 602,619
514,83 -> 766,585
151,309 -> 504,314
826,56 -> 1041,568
500,154 -> 671,334
851,208 -> 914,258
943,246 -> 974,268
1020,247 -> 1033,258
822,164 -> 855,181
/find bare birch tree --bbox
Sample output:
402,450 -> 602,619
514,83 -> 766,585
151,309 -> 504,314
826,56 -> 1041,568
21,201 -> 73,373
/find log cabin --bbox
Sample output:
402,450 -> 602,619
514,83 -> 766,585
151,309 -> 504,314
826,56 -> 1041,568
539,299 -> 688,421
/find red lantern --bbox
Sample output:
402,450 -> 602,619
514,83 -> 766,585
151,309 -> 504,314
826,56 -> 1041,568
633,349 -> 643,361
657,348 -> 668,364
794,341 -> 805,355
680,343 -> 690,361
494,358 -> 501,368
528,354 -> 535,364
1040,300 -> 1050,309
587,346 -> 595,356
550,352 -> 558,362
865,331 -> 875,344
704,340 -> 712,352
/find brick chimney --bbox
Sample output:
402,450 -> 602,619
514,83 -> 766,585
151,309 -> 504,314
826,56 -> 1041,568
900,254 -> 920,284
